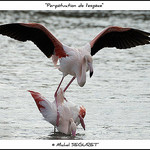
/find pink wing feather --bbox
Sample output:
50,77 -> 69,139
0,23 -> 68,58
28,90 -> 57,125
28,90 -> 46,111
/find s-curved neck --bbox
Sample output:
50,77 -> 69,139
77,56 -> 87,87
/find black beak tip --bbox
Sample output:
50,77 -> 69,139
90,71 -> 93,78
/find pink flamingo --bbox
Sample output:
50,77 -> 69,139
0,23 -> 150,125
28,88 -> 86,136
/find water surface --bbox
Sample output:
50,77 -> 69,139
0,10 -> 150,140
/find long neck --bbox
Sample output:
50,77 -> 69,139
77,57 -> 87,87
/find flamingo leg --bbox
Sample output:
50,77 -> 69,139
54,127 -> 56,133
63,76 -> 76,92
55,76 -> 65,127
54,76 -> 65,98
62,77 -> 76,102
56,110 -> 60,127
55,76 -> 75,127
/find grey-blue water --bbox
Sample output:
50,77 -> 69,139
0,10 -> 150,140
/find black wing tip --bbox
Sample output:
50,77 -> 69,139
131,28 -> 150,36
0,23 -> 23,27
0,23 -> 55,58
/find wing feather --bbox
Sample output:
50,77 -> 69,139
28,90 -> 57,126
0,23 -> 67,58
90,26 -> 150,56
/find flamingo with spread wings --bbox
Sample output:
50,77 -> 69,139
0,23 -> 150,118
29,88 -> 86,136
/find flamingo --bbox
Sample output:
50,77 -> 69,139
0,23 -> 150,116
28,88 -> 86,136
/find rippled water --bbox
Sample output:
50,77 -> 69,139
1,10 -> 150,140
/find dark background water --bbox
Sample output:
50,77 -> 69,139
0,10 -> 150,140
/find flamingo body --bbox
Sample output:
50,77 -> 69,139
29,88 -> 86,135
58,43 -> 92,87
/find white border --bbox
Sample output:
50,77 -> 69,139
0,1 -> 150,10
1,140 -> 150,149
0,1 -> 150,149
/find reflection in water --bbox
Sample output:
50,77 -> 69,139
0,10 -> 150,140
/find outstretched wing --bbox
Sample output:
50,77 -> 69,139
0,23 -> 67,58
28,90 -> 57,126
90,26 -> 150,56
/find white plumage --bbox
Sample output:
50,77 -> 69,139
29,88 -> 86,136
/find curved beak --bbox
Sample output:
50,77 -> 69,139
78,115 -> 85,130
88,62 -> 93,78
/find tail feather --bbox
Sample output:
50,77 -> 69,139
28,90 -> 47,111
28,90 -> 57,126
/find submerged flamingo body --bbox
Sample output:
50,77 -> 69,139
29,88 -> 86,136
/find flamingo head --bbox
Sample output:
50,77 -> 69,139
79,105 -> 86,130
69,118 -> 77,137
84,55 -> 93,78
